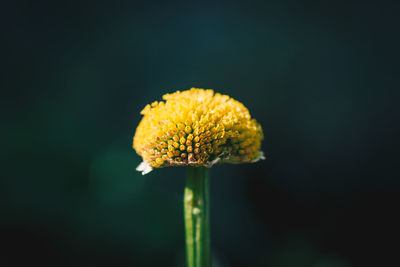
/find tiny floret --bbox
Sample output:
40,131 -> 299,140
133,88 -> 264,174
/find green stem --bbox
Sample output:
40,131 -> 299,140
184,166 -> 211,267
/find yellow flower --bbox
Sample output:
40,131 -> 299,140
133,88 -> 264,174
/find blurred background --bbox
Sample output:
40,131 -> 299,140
1,0 -> 399,266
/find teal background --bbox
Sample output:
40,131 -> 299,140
1,1 -> 399,266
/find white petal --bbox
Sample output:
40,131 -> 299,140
251,151 -> 265,162
136,161 -> 153,175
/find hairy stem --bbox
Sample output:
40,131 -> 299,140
184,166 -> 211,267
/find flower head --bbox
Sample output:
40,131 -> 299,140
133,88 -> 264,174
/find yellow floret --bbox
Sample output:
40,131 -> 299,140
133,88 -> 264,170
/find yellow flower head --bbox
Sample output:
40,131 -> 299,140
133,88 -> 264,174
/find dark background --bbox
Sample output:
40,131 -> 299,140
1,1 -> 399,266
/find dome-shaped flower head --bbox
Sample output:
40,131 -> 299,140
133,88 -> 264,174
